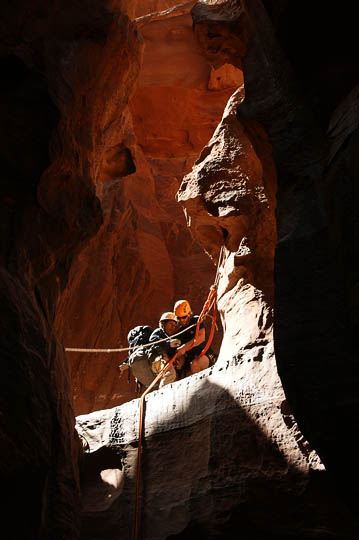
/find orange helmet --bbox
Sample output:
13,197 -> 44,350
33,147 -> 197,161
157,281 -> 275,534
174,300 -> 191,318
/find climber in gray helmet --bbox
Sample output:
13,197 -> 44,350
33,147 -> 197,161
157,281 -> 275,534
147,312 -> 179,387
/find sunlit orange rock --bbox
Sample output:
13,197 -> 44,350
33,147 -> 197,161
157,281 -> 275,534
57,0 -> 242,415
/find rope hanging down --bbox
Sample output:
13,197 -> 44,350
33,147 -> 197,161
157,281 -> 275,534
63,244 -> 226,540
132,247 -> 225,540
133,284 -> 218,540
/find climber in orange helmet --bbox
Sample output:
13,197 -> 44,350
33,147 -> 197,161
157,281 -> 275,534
174,300 -> 216,376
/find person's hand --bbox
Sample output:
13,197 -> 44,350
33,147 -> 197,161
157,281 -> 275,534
175,356 -> 185,370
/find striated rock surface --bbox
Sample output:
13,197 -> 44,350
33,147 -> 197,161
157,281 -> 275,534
75,2 -> 358,538
1,267 -> 82,539
0,0 -> 142,537
57,0 -> 242,415
188,0 -> 359,520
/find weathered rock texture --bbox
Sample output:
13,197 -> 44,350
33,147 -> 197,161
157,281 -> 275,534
2,0 -> 359,538
0,0 -> 141,537
178,85 -> 277,306
56,0 -> 242,415
1,268 -> 82,539
77,364 -> 356,539
76,0 -> 359,538
188,0 -> 359,520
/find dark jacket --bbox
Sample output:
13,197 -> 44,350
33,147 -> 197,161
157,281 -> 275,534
180,315 -> 216,367
148,327 -> 175,360
179,315 -> 205,359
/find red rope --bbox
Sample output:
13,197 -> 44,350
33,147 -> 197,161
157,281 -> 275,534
133,352 -> 178,540
198,290 -> 217,358
133,287 -> 218,540
194,287 -> 217,341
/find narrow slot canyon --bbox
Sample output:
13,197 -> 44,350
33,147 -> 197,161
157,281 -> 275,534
1,1 -> 359,539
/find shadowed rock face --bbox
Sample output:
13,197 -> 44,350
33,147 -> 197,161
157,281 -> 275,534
187,0 -> 359,517
0,0 -> 141,537
1,267 -> 83,540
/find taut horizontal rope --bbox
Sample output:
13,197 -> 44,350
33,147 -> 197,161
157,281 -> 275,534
65,321 -> 199,354
65,245 -> 225,356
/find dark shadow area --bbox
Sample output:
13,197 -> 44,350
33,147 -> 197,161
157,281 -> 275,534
262,0 -> 359,131
2,466 -> 48,540
80,445 -> 124,479
0,54 -> 60,266
168,470 -> 356,539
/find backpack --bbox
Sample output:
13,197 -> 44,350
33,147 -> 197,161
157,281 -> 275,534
127,325 -> 156,387
127,325 -> 153,349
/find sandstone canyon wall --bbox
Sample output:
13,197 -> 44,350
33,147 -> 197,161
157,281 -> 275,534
188,0 -> 359,525
76,1 -> 359,539
55,0 -> 242,414
0,1 -> 141,538
1,0 -> 359,539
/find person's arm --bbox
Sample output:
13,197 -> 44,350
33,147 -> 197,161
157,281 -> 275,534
149,328 -> 162,343
177,327 -> 205,355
